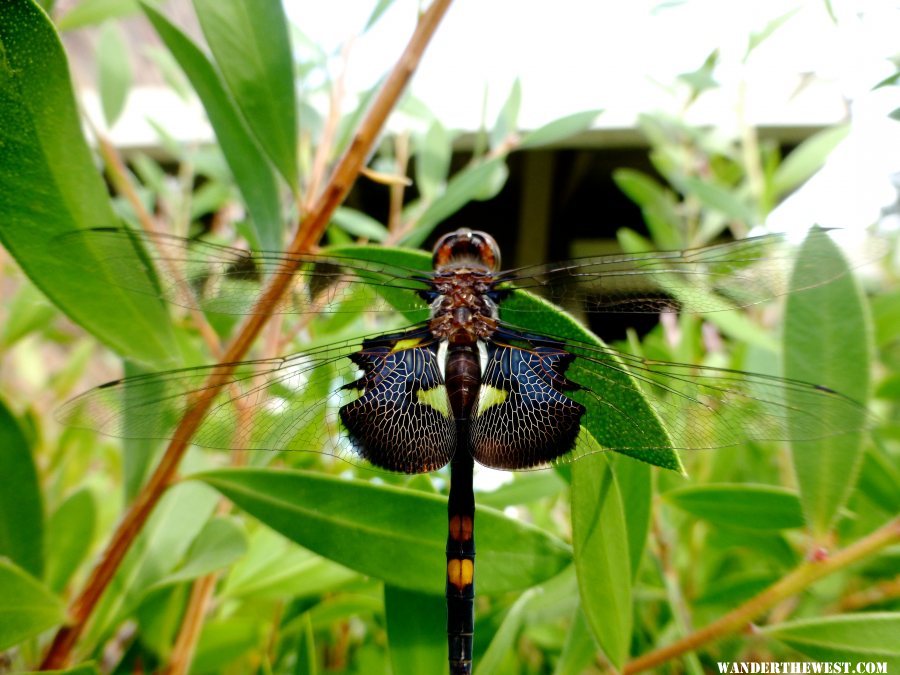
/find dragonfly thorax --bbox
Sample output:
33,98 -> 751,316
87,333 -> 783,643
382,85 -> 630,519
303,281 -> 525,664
427,271 -> 499,344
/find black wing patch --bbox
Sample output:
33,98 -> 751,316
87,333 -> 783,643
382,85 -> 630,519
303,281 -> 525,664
471,342 -> 585,470
340,334 -> 455,474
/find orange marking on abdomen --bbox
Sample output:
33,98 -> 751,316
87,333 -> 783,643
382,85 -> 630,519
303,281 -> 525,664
447,558 -> 475,590
449,515 -> 474,541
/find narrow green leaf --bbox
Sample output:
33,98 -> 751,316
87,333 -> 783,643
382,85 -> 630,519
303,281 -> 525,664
745,8 -> 799,58
385,585 -> 447,675
610,455 -> 651,577
415,119 -> 452,202
682,176 -> 755,224
571,454 -> 631,669
56,0 -> 140,31
21,664 -> 100,675
154,516 -> 247,588
364,0 -> 396,31
0,279 -> 57,348
0,399 -> 43,578
331,207 -> 389,242
405,158 -> 507,247
553,608 -> 597,675
222,529 -> 358,601
785,229 -> 871,535
491,78 -> 521,149
477,472 -> 566,509
519,110 -> 602,149
97,22 -> 132,127
45,488 -> 96,594
475,588 -> 537,675
664,483 -> 805,530
192,618 -> 266,673
762,613 -> 900,670
612,169 -> 682,249
858,448 -> 900,513
0,0 -> 176,365
292,613 -> 317,675
193,0 -> 298,189
142,3 -> 282,251
194,468 -> 572,595
773,125 -> 850,197
0,558 -> 65,650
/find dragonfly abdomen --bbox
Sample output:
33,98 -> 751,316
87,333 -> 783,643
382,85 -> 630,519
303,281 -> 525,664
445,343 -> 479,674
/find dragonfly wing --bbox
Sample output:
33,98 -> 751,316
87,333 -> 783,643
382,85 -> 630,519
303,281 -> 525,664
470,341 -> 585,470
57,228 -> 432,318
340,332 -> 455,473
58,328 -> 455,473
497,229 -> 881,315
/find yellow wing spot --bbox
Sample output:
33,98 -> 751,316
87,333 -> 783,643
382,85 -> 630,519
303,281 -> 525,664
417,386 -> 450,416
392,337 -> 423,352
476,385 -> 507,415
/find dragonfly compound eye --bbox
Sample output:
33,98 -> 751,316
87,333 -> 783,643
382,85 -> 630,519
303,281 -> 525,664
432,228 -> 501,272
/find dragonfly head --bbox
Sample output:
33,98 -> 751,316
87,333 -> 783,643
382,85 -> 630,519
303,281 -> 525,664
432,229 -> 501,273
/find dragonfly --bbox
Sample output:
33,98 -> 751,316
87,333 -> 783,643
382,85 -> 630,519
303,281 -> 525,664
60,226 -> 871,674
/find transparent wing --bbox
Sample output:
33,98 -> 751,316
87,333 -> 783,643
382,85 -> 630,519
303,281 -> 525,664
497,229 -> 883,314
59,228 -> 432,318
475,325 -> 871,470
58,327 -> 455,473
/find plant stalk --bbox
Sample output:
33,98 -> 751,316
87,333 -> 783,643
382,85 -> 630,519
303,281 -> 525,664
39,0 -> 454,667
624,517 -> 900,673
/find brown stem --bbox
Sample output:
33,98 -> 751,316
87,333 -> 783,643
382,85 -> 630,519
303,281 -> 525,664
623,517 -> 900,674
39,1 -> 453,668
163,572 -> 218,675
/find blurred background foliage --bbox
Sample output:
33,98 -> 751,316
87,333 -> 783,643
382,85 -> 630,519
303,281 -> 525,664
1,0 -> 899,673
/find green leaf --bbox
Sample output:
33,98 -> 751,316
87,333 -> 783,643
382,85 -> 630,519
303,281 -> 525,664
491,78 -> 521,149
192,0 -> 298,190
0,558 -> 65,650
45,488 -> 96,594
746,8 -> 800,60
772,125 -> 850,197
475,588 -> 537,675
477,472 -> 566,509
0,0 -> 176,365
221,529 -> 358,601
552,608 -> 597,675
385,585 -> 447,675
762,613 -> 900,669
192,617 -> 266,673
404,158 -> 508,247
0,279 -> 57,348
142,3 -> 282,251
22,665 -> 100,675
415,119 -> 452,202
97,21 -> 132,127
613,169 -> 682,249
0,398 -> 44,578
194,468 -> 572,595
331,207 -> 389,242
682,176 -> 755,224
364,0 -> 396,31
610,455 -> 651,577
664,483 -> 805,530
571,454 -> 631,669
153,515 -> 247,588
56,0 -> 141,31
519,110 -> 602,149
785,228 -> 871,535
